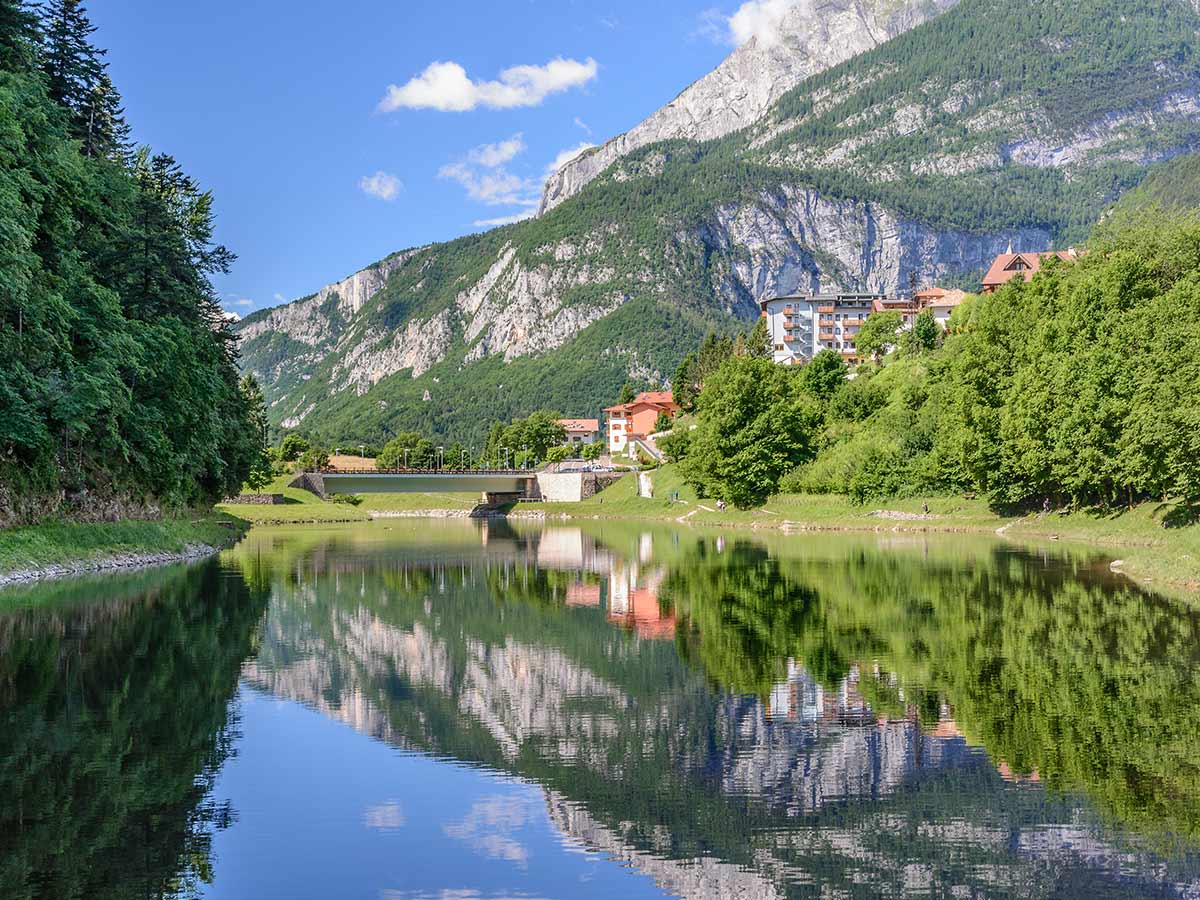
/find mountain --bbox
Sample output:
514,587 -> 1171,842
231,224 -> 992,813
237,0 -> 1200,448
539,0 -> 963,212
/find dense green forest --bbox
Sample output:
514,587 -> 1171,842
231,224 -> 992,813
0,0 -> 264,526
673,217 -> 1200,512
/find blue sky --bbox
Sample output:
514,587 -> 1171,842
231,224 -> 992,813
88,0 -> 767,317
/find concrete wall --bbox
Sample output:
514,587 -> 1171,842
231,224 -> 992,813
535,472 -> 624,503
537,473 -> 586,503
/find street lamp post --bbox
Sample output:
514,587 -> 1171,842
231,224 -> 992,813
501,447 -> 509,470
460,449 -> 467,470
522,444 -> 528,470
437,446 -> 444,470
403,448 -> 409,470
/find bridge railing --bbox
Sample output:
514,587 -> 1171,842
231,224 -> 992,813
317,467 -> 536,476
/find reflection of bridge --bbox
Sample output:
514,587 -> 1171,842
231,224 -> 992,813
295,469 -> 539,500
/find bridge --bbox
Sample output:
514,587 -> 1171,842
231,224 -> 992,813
293,468 -> 539,502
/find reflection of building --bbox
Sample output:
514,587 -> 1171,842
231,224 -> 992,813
565,583 -> 601,607
606,566 -> 674,640
765,662 -> 875,726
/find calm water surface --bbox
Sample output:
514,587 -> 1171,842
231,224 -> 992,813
3,519 -> 1200,899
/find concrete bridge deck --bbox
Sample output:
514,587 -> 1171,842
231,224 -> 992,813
295,469 -> 538,499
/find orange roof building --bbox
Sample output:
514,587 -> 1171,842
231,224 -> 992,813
604,392 -> 680,455
557,418 -> 600,446
981,248 -> 1079,293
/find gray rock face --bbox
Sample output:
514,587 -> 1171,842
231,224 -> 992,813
538,0 -> 961,213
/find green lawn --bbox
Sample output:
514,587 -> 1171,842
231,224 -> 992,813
360,492 -> 481,512
219,476 -> 481,523
217,474 -> 369,525
0,513 -> 247,578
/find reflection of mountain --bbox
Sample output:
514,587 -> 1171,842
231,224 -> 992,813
234,527 -> 1200,899
0,562 -> 269,900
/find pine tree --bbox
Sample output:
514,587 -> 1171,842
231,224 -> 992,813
38,0 -> 107,145
80,70 -> 132,160
0,0 -> 38,73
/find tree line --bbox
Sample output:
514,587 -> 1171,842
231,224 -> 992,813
0,0 -> 267,524
667,216 -> 1200,513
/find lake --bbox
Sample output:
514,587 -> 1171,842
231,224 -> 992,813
3,518 -> 1200,899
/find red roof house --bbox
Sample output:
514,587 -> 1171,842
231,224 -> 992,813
981,249 -> 1078,293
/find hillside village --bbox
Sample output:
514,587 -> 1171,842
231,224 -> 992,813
574,247 -> 1079,463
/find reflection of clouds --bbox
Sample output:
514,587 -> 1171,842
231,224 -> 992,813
442,794 -> 539,867
364,801 -> 406,831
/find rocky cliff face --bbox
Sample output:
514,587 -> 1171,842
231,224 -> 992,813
539,0 -> 962,213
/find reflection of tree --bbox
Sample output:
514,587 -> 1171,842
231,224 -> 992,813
662,542 -> 1200,841
0,562 -> 269,900
245,544 -> 1200,896
661,542 -> 844,696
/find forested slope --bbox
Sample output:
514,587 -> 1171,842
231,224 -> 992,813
0,1 -> 263,526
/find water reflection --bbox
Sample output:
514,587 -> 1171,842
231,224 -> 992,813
226,521 -> 1200,897
4,520 -> 1200,899
0,563 -> 270,900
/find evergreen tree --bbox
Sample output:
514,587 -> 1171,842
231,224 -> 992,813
38,0 -> 105,140
745,317 -> 771,360
80,70 -> 131,160
0,0 -> 37,73
672,353 -> 697,411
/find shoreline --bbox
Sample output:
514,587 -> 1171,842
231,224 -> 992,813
211,468 -> 1200,600
0,542 -> 223,588
0,515 -> 249,591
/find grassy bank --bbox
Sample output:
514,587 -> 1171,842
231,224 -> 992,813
218,472 -> 481,524
0,513 -> 248,580
516,466 -> 1200,595
217,474 -> 370,524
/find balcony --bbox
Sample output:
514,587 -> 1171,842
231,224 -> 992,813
844,319 -> 864,327
819,332 -> 836,341
817,305 -> 835,314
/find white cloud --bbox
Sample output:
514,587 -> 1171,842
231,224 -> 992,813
221,309 -> 241,322
573,116 -> 592,135
273,292 -> 285,303
442,794 -> 538,867
473,211 -> 536,228
439,163 -> 538,207
727,0 -> 798,48
363,801 -> 406,831
439,135 -> 540,210
231,298 -> 253,308
379,58 -> 598,113
546,142 -> 596,175
359,171 -> 403,201
466,134 -> 526,168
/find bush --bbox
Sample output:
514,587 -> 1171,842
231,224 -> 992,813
328,494 -> 363,506
581,441 -> 604,461
656,426 -> 693,463
296,447 -> 331,471
546,445 -> 573,465
279,434 -> 310,462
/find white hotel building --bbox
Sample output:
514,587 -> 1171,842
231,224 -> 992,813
758,293 -> 883,366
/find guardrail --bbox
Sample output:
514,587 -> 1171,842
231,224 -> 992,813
317,468 -> 536,476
